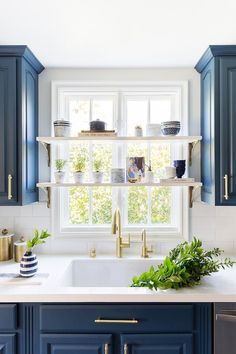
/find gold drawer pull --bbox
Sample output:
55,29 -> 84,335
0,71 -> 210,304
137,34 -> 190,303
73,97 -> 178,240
8,174 -> 12,200
95,318 -> 138,324
104,343 -> 109,354
224,174 -> 229,200
124,343 -> 128,354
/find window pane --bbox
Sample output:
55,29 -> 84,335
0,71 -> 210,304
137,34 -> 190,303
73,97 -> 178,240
92,187 -> 112,224
69,99 -> 90,135
151,187 -> 171,224
127,100 -> 148,135
92,100 -> 113,129
128,186 -> 148,224
150,143 -> 171,178
69,187 -> 89,224
150,99 -> 171,123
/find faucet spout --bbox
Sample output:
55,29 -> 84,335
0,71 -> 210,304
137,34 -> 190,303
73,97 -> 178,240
112,208 -> 130,258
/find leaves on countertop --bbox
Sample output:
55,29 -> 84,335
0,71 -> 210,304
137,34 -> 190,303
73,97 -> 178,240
131,237 -> 235,290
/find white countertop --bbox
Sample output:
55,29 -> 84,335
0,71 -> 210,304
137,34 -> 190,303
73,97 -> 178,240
0,255 -> 236,302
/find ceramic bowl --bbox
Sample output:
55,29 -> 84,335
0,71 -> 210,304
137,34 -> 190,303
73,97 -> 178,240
161,127 -> 180,136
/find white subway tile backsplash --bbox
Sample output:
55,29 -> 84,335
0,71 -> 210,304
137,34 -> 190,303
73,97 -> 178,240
14,216 -> 51,230
191,202 -> 216,217
32,202 -> 50,217
192,216 -> 216,241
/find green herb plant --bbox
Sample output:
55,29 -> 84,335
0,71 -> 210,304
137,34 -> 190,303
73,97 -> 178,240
26,229 -> 51,253
131,237 -> 235,290
73,155 -> 87,172
55,159 -> 67,172
93,159 -> 103,172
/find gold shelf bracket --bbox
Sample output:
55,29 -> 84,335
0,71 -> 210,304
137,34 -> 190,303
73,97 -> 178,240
40,142 -> 51,167
189,185 -> 201,208
38,186 -> 51,208
188,140 -> 200,166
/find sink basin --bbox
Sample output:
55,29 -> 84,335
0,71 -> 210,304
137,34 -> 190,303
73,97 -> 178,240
64,258 -> 162,287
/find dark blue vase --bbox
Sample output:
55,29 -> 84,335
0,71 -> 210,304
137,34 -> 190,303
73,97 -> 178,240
173,160 -> 186,178
20,251 -> 38,277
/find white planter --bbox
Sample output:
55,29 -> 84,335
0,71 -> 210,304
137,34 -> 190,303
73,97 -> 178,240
73,172 -> 85,183
54,171 -> 66,183
145,171 -> 154,183
93,171 -> 104,183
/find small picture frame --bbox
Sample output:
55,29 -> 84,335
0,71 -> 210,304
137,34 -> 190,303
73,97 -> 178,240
126,157 -> 145,183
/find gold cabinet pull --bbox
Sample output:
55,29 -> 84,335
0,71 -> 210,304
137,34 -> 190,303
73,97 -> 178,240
95,318 -> 138,324
124,343 -> 128,354
8,174 -> 12,200
104,343 -> 109,354
224,174 -> 229,200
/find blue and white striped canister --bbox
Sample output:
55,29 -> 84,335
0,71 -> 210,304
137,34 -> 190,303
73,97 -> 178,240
20,252 -> 38,277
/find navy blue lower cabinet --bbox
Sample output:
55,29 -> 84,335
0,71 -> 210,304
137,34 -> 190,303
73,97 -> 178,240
0,334 -> 16,354
120,334 -> 193,354
40,334 -> 112,354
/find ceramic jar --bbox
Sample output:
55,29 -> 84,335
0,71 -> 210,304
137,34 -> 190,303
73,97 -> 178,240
53,120 -> 71,137
20,251 -> 38,277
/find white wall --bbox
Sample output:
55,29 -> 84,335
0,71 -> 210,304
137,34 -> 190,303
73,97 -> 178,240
0,68 -> 235,255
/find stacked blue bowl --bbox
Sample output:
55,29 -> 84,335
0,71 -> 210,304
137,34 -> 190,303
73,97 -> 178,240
161,121 -> 181,136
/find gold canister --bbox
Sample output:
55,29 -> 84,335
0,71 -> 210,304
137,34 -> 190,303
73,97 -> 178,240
0,234 -> 14,261
14,237 -> 27,263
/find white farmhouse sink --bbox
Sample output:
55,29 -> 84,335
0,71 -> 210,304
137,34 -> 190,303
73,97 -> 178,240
64,258 -> 162,287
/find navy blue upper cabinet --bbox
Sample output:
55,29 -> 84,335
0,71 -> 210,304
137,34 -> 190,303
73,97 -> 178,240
195,45 -> 236,205
0,46 -> 44,205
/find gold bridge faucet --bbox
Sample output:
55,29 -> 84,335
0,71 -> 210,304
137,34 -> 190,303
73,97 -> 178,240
112,208 -> 130,258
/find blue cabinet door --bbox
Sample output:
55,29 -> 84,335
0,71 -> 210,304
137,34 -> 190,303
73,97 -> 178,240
0,334 -> 16,354
0,57 -> 18,204
120,334 -> 193,354
18,58 -> 39,204
40,334 -> 112,354
200,58 -> 216,205
218,57 -> 236,205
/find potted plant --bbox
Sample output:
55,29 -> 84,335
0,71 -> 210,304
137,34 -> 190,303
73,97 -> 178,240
145,160 -> 154,183
73,155 -> 87,183
20,229 -> 51,277
93,159 -> 104,183
55,159 -> 67,183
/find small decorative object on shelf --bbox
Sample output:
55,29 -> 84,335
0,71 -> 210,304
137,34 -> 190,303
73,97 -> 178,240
145,161 -> 154,183
53,120 -> 71,137
111,168 -> 125,183
93,159 -> 104,183
55,159 -> 67,183
73,154 -> 87,183
173,159 -> 186,178
134,125 -> 143,137
126,157 -> 145,183
165,166 -> 176,179
20,229 -> 50,277
90,119 -> 106,131
146,123 -> 161,136
161,121 -> 181,136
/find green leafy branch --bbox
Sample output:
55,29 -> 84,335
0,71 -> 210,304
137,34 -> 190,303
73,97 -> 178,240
131,237 -> 235,290
26,229 -> 51,252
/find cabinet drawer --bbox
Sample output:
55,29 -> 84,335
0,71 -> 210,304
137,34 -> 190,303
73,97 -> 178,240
40,304 -> 194,333
0,304 -> 17,330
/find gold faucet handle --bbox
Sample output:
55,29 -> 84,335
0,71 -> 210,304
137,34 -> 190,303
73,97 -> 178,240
122,233 -> 131,247
147,245 -> 153,254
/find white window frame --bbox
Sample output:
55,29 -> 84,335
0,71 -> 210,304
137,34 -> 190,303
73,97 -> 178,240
51,81 -> 189,242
